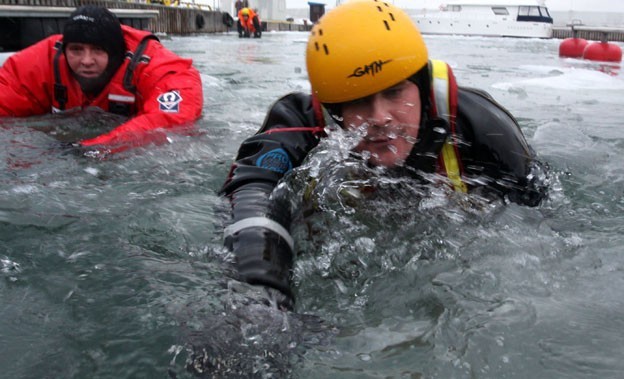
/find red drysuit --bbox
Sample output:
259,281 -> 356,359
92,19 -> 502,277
0,25 -> 203,151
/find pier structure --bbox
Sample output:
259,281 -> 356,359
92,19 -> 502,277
0,0 -> 313,52
553,25 -> 624,42
0,0 -> 235,51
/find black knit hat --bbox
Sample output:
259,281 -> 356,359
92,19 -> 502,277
63,5 -> 126,92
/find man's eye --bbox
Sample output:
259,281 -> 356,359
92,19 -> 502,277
350,98 -> 366,106
384,88 -> 403,98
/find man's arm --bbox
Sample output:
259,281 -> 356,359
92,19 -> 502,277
0,38 -> 56,117
220,93 -> 324,309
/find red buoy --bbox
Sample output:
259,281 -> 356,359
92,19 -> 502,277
559,38 -> 588,58
582,42 -> 623,62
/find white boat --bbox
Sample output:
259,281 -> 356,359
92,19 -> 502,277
413,0 -> 554,38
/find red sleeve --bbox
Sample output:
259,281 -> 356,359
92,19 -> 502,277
0,37 -> 56,116
80,41 -> 203,151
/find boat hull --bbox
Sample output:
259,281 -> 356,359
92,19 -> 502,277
414,16 -> 553,38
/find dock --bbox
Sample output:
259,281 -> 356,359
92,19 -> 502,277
4,1 -> 621,54
0,0 -> 312,52
0,0 -> 233,51
553,26 -> 624,43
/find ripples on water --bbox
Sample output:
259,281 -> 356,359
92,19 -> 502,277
1,33 -> 624,378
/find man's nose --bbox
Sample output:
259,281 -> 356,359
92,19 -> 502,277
81,49 -> 97,64
367,96 -> 392,127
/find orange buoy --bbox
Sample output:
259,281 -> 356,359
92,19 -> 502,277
559,37 -> 588,58
582,42 -> 623,62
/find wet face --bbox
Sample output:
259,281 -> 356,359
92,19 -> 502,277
341,80 -> 422,167
65,42 -> 109,79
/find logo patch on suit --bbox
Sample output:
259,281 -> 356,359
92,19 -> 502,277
256,148 -> 292,174
157,91 -> 182,113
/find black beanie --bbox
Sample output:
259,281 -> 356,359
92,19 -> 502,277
63,6 -> 126,92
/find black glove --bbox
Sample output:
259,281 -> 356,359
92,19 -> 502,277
58,141 -> 110,159
58,141 -> 85,156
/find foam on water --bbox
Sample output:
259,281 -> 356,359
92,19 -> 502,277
494,65 -> 624,92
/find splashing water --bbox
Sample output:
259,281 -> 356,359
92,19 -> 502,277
1,33 -> 624,378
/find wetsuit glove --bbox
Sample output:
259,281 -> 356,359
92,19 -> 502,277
229,225 -> 295,307
58,141 -> 110,159
228,280 -> 294,311
510,160 -> 549,207
58,141 -> 86,156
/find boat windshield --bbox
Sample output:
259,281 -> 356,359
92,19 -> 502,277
539,6 -> 551,18
517,5 -> 553,23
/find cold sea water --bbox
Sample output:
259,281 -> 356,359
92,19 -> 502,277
1,32 -> 624,379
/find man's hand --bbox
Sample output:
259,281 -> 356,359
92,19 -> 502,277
58,141 -> 110,159
227,280 -> 294,312
262,286 -> 294,311
58,141 -> 84,156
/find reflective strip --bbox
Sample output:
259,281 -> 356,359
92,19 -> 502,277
108,94 -> 136,103
431,59 -> 450,122
431,59 -> 467,193
224,217 -> 295,251
441,141 -> 468,193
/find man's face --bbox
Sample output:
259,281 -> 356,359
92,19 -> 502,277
65,42 -> 109,78
341,80 -> 422,168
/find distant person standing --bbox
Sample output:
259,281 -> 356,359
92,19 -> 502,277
234,0 -> 249,14
237,7 -> 262,38
0,5 -> 203,155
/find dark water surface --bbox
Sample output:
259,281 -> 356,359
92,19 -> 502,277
1,33 -> 624,378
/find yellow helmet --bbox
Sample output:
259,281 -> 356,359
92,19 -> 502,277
306,0 -> 428,104
241,7 -> 250,16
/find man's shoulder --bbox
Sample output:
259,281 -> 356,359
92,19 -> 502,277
457,86 -> 515,121
33,34 -> 63,51
121,25 -> 158,49
456,86 -> 524,144
8,34 -> 60,62
259,92 -> 316,131
268,92 -> 314,118
274,92 -> 312,105
458,86 -> 494,102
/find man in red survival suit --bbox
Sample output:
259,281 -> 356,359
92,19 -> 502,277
237,7 -> 262,38
0,5 -> 203,156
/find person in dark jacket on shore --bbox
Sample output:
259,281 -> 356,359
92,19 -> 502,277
220,0 -> 549,311
0,5 -> 203,155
